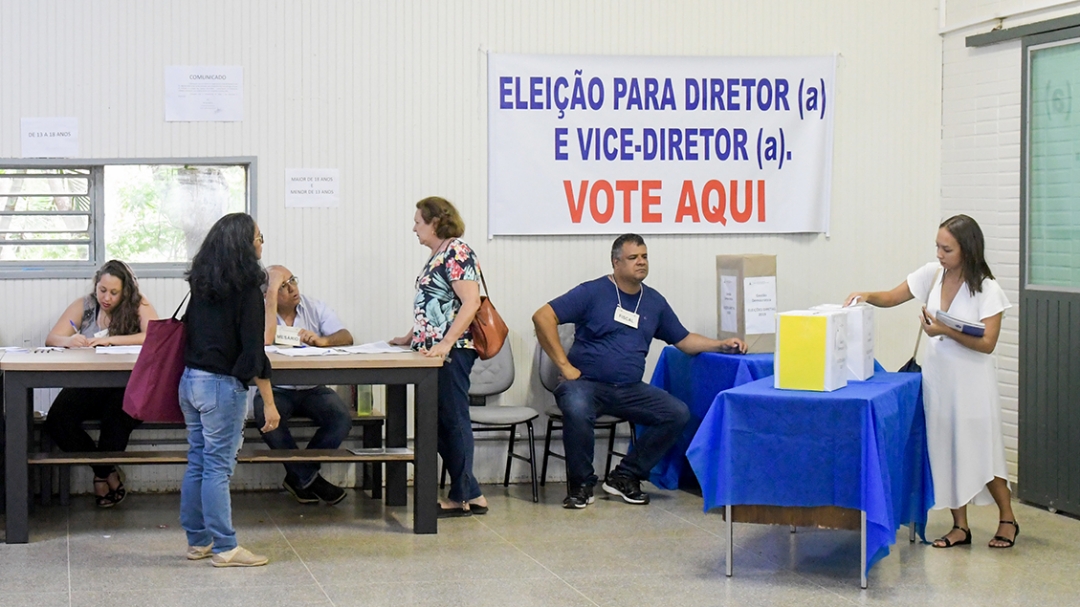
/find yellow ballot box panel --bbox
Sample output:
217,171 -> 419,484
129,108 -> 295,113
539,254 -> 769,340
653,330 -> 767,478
774,309 -> 848,392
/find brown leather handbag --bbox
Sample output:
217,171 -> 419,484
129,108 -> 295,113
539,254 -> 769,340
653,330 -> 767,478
470,266 -> 509,360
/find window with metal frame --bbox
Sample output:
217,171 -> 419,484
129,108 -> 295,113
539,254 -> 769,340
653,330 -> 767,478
0,158 -> 254,278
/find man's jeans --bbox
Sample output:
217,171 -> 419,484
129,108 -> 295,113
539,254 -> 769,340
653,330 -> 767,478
553,379 -> 690,489
254,386 -> 352,487
178,367 -> 248,554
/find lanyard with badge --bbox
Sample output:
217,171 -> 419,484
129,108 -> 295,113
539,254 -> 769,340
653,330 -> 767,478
610,275 -> 643,329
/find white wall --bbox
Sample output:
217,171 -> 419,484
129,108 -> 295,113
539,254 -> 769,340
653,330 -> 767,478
0,0 -> 944,488
940,0 -> 1080,482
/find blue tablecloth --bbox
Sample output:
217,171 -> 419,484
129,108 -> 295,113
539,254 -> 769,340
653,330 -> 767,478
686,373 -> 934,573
648,347 -> 774,490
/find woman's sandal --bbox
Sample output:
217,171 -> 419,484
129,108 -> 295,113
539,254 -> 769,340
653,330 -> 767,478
93,478 -> 117,508
932,525 -> 971,548
109,467 -> 127,506
989,520 -> 1019,549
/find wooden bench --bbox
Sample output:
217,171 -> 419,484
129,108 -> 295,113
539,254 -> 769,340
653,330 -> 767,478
31,413 -> 388,506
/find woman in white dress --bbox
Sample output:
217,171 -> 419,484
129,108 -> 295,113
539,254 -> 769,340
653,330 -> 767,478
846,215 -> 1018,549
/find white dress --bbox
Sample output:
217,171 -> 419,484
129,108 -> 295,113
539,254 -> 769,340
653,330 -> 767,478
907,262 -> 1011,509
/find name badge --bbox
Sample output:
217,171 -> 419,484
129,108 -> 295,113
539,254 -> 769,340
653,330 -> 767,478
614,307 -> 639,329
275,325 -> 302,347
93,329 -> 109,339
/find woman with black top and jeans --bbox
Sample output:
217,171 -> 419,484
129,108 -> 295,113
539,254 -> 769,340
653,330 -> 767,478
179,213 -> 280,567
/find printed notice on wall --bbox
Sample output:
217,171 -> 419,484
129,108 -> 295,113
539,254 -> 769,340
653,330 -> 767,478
21,117 -> 78,158
720,274 -> 738,333
285,169 -> 340,208
744,276 -> 777,335
165,66 -> 243,121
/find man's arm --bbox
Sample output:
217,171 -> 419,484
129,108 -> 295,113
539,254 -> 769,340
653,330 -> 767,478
532,304 -> 581,380
263,267 -> 289,345
300,328 -> 353,347
674,332 -> 747,355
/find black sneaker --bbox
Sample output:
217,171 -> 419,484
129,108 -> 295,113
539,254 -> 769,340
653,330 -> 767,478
602,474 -> 650,505
283,475 -> 320,505
308,474 -> 347,505
563,485 -> 595,509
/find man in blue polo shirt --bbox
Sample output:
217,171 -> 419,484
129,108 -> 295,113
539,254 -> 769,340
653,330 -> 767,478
533,234 -> 747,509
261,265 -> 355,505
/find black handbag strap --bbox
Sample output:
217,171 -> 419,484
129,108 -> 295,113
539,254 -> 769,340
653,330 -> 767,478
172,292 -> 191,320
912,269 -> 942,357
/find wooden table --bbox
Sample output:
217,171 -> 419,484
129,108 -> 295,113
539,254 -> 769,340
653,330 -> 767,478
2,349 -> 442,543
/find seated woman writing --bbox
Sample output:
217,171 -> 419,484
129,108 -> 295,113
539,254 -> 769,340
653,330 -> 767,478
43,259 -> 159,507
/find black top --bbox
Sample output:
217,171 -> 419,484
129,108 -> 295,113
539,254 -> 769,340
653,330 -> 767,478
183,284 -> 271,382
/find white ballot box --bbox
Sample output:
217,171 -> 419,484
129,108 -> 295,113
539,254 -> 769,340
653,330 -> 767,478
717,254 -> 777,353
810,303 -> 875,381
774,309 -> 848,392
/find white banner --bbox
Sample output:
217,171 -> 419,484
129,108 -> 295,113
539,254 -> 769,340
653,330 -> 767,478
487,54 -> 835,236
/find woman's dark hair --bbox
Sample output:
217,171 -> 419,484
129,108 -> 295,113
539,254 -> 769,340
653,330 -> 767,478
940,214 -> 994,295
86,259 -> 143,336
186,213 -> 266,301
416,196 -> 465,239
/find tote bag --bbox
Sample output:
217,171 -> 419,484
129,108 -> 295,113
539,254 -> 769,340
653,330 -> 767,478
470,266 -> 509,360
122,293 -> 189,423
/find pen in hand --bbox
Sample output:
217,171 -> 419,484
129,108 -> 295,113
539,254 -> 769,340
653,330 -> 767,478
69,320 -> 79,333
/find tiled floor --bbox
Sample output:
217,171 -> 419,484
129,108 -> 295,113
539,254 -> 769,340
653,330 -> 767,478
1,483 -> 1077,606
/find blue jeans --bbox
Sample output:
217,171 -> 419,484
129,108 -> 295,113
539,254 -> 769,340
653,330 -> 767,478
554,380 -> 690,489
439,348 -> 481,503
178,367 -> 248,553
253,386 -> 352,487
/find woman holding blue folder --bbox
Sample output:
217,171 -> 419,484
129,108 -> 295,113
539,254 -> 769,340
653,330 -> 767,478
846,214 -> 1018,549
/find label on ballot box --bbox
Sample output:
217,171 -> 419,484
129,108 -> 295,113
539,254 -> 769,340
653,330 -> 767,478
274,325 -> 302,347
810,303 -> 875,381
775,309 -> 848,392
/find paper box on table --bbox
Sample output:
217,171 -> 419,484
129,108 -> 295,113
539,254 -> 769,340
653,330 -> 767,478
774,309 -> 848,392
810,303 -> 875,381
717,254 -> 777,353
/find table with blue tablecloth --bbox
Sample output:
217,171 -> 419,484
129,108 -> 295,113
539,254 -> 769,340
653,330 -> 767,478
648,346 -> 774,490
686,372 -> 934,582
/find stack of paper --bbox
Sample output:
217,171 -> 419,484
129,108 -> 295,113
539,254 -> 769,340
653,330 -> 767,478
274,347 -> 337,357
95,345 -> 143,355
934,311 -> 986,337
338,341 -> 411,354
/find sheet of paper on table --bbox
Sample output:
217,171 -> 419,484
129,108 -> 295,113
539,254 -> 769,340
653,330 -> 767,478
274,347 -> 338,357
336,341 -> 412,354
95,345 -> 143,355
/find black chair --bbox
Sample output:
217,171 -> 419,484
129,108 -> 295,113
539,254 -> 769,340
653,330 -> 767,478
536,326 -> 636,486
440,341 -> 539,502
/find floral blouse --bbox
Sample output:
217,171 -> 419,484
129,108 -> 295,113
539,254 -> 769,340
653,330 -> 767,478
412,238 -> 479,351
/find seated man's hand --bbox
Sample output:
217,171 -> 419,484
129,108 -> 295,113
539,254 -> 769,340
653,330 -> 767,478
388,334 -> 411,347
722,337 -> 747,354
558,363 -> 582,382
266,266 -> 290,291
298,328 -> 324,347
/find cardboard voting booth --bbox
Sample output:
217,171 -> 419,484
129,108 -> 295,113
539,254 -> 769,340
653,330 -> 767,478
810,303 -> 875,381
775,309 -> 848,392
717,254 -> 777,353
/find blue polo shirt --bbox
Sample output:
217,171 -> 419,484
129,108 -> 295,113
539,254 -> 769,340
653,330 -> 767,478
549,276 -> 689,385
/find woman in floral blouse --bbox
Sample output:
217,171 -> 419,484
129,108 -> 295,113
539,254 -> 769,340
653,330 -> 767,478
390,196 -> 488,517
